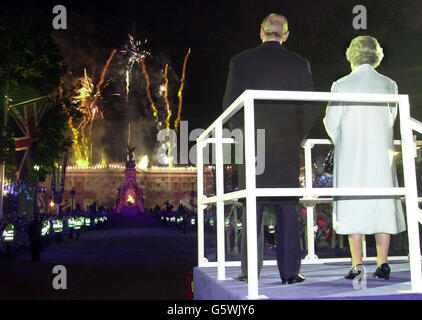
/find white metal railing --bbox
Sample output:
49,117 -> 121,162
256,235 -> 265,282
196,90 -> 422,299
301,138 -> 422,263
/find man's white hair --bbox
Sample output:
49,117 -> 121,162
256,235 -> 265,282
346,36 -> 384,69
261,13 -> 288,38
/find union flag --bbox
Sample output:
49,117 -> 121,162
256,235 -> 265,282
9,96 -> 47,177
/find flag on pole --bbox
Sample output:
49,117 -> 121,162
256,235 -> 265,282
9,96 -> 48,178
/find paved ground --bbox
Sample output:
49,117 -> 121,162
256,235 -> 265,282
0,215 -> 197,300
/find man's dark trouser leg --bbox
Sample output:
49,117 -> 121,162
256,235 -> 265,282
275,203 -> 301,280
31,240 -> 41,261
5,243 -> 12,259
240,204 -> 264,277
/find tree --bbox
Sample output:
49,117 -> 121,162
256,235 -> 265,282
33,91 -> 79,180
0,8 -> 77,215
0,116 -> 16,182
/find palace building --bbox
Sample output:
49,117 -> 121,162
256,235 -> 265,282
38,165 -> 216,213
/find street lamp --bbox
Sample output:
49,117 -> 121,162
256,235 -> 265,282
49,197 -> 55,215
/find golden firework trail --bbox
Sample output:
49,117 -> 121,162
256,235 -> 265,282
174,48 -> 191,134
68,119 -> 89,167
163,64 -> 174,167
163,64 -> 171,132
91,48 -> 116,116
140,56 -> 159,123
101,152 -> 107,167
125,70 -> 130,101
88,48 -> 117,160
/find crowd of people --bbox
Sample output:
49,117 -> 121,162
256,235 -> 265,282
0,203 -> 110,261
154,201 -> 197,234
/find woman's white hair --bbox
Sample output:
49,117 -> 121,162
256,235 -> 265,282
346,36 -> 384,69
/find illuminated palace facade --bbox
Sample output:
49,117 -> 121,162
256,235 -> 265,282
39,165 -> 216,213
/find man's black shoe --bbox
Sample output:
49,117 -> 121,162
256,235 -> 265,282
237,273 -> 248,282
281,273 -> 306,285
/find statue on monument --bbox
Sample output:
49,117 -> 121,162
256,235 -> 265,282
126,145 -> 136,168
116,144 -> 145,214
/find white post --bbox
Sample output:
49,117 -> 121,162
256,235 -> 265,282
194,90 -> 421,296
196,141 -> 206,267
215,122 -> 226,280
244,93 -> 260,299
362,235 -> 367,258
304,142 -> 317,261
233,205 -> 239,255
399,96 -> 422,292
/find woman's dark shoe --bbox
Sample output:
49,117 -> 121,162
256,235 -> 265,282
281,273 -> 306,285
373,263 -> 390,280
344,264 -> 363,280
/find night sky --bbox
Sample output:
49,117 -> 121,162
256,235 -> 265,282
5,0 -> 422,163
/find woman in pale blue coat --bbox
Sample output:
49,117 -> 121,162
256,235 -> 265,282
323,36 -> 406,280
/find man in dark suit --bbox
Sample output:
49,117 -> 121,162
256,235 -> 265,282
222,13 -> 320,284
28,215 -> 43,262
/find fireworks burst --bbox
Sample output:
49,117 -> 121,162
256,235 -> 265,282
70,49 -> 116,167
137,155 -> 149,170
120,34 -> 150,101
126,34 -> 148,68
72,69 -> 95,128
135,47 -> 191,167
